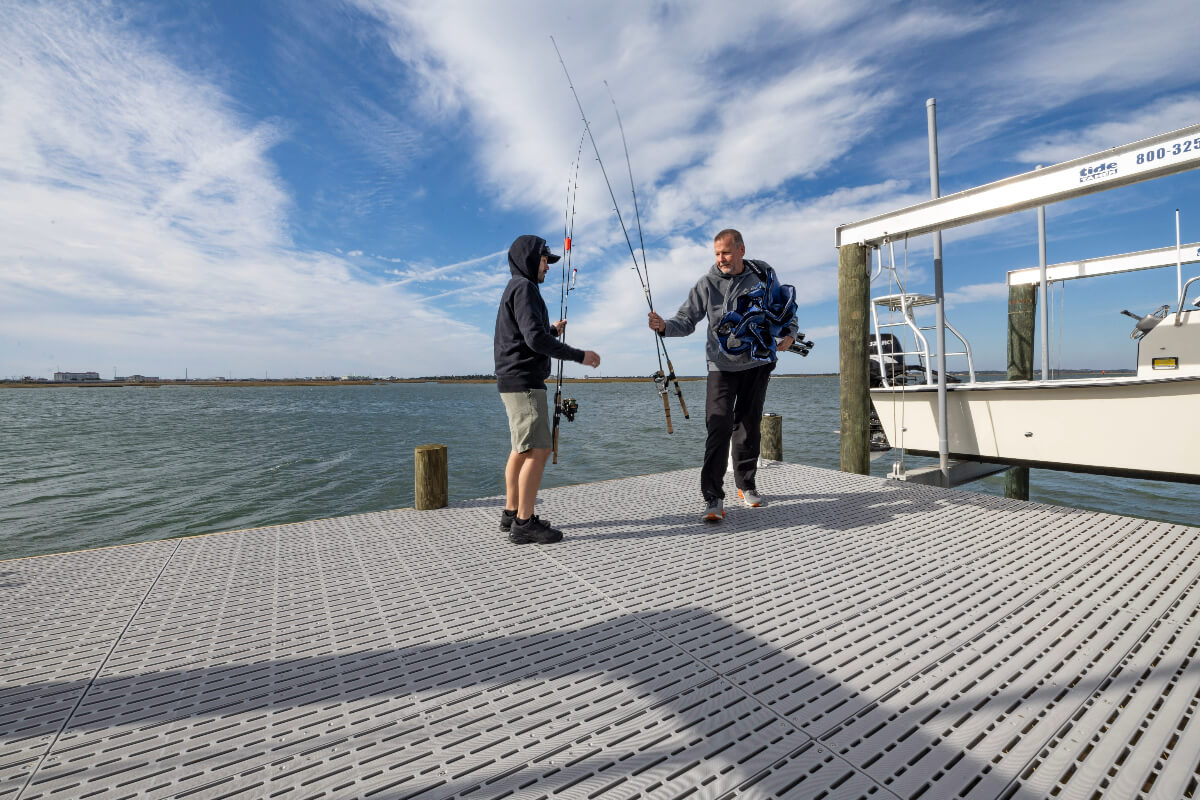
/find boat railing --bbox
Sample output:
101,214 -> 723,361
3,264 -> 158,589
870,292 -> 977,387
1176,275 -> 1200,326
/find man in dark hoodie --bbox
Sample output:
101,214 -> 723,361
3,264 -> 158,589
648,229 -> 797,522
495,234 -> 601,544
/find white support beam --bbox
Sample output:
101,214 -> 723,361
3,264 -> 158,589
836,124 -> 1200,248
1007,242 -> 1200,286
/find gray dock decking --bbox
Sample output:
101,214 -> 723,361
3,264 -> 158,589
4,462 -> 1200,799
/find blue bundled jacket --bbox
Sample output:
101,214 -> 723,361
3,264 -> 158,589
715,262 -> 798,363
659,258 -> 799,371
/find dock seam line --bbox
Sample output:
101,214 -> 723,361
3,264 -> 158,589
14,538 -> 184,800
528,536 -> 906,800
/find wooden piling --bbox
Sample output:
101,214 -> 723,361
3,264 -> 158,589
415,444 -> 448,510
838,243 -> 870,474
761,413 -> 782,461
1004,284 -> 1037,500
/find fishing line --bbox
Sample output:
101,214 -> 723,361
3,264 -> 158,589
551,37 -> 651,299
550,35 -> 686,432
604,80 -> 689,422
552,131 -> 585,464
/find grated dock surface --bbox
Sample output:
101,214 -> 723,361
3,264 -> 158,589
3,463 -> 1199,799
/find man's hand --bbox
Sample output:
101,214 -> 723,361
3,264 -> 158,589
776,335 -> 795,352
552,319 -> 567,336
581,350 -> 601,368
647,311 -> 665,333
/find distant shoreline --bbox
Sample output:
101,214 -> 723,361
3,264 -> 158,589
0,371 -> 1135,389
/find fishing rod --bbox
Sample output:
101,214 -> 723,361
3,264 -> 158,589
550,35 -> 684,434
552,132 -> 585,465
604,81 -> 689,424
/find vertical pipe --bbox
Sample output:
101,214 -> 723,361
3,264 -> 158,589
1178,209 -> 1184,304
1037,183 -> 1049,380
838,243 -> 870,474
926,98 -> 949,486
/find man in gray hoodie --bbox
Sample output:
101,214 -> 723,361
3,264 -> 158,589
648,229 -> 797,522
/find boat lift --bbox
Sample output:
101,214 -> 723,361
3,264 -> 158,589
836,120 -> 1200,486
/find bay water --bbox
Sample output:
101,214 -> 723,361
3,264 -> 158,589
1,378 -> 1195,561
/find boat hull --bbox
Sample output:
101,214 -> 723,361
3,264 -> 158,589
870,376 -> 1200,484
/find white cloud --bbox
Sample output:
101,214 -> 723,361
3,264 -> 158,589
4,0 -> 1199,379
0,3 -> 491,379
1006,0 -> 1200,101
1016,95 -> 1200,166
945,282 -> 1009,306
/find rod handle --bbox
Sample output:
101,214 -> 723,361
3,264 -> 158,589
661,392 -> 673,434
674,383 -> 689,419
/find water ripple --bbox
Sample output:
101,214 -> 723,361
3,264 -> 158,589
1,380 -> 1195,560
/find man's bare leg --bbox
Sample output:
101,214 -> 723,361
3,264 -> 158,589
504,450 -> 528,513
516,447 -> 551,518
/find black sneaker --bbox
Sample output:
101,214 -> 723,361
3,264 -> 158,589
509,515 -> 564,544
500,509 -> 517,532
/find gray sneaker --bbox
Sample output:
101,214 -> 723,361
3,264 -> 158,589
738,488 -> 765,507
702,498 -> 725,522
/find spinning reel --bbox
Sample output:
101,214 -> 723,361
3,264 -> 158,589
651,370 -> 669,396
556,396 -> 579,422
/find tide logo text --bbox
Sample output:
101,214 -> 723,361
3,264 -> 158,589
1079,162 -> 1117,183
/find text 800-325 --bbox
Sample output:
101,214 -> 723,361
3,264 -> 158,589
1136,137 -> 1200,164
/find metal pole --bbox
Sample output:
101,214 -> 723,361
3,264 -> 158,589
1177,209 -> 1184,304
926,98 -> 949,485
1037,184 -> 1049,380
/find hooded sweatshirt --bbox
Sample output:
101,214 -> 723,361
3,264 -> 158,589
660,259 -> 799,372
494,235 -> 585,392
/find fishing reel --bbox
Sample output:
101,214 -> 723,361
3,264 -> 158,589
788,334 -> 815,357
651,370 -> 669,396
557,396 -> 579,422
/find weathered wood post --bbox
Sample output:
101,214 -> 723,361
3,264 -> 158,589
761,413 -> 782,461
415,444 -> 448,510
839,243 -> 870,474
1004,284 -> 1037,500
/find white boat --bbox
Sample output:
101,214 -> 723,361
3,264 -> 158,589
869,261 -> 1200,485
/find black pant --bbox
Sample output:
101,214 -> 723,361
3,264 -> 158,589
701,364 -> 773,501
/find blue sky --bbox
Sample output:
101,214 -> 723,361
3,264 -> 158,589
2,0 -> 1199,380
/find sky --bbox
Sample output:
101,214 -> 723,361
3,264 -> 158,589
2,0 -> 1200,380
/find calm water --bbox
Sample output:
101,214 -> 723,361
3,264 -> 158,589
1,378 -> 1196,560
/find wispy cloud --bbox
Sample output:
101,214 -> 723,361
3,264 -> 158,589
3,0 -> 1198,378
945,282 -> 1009,306
1016,95 -> 1200,166
384,249 -> 506,284
0,2 -> 493,378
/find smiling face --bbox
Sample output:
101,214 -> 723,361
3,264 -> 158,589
714,234 -> 745,276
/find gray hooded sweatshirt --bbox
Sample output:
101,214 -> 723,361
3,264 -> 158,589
660,259 -> 799,372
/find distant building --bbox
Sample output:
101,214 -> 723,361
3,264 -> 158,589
54,371 -> 100,382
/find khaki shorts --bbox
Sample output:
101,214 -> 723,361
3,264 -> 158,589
501,389 -> 553,452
